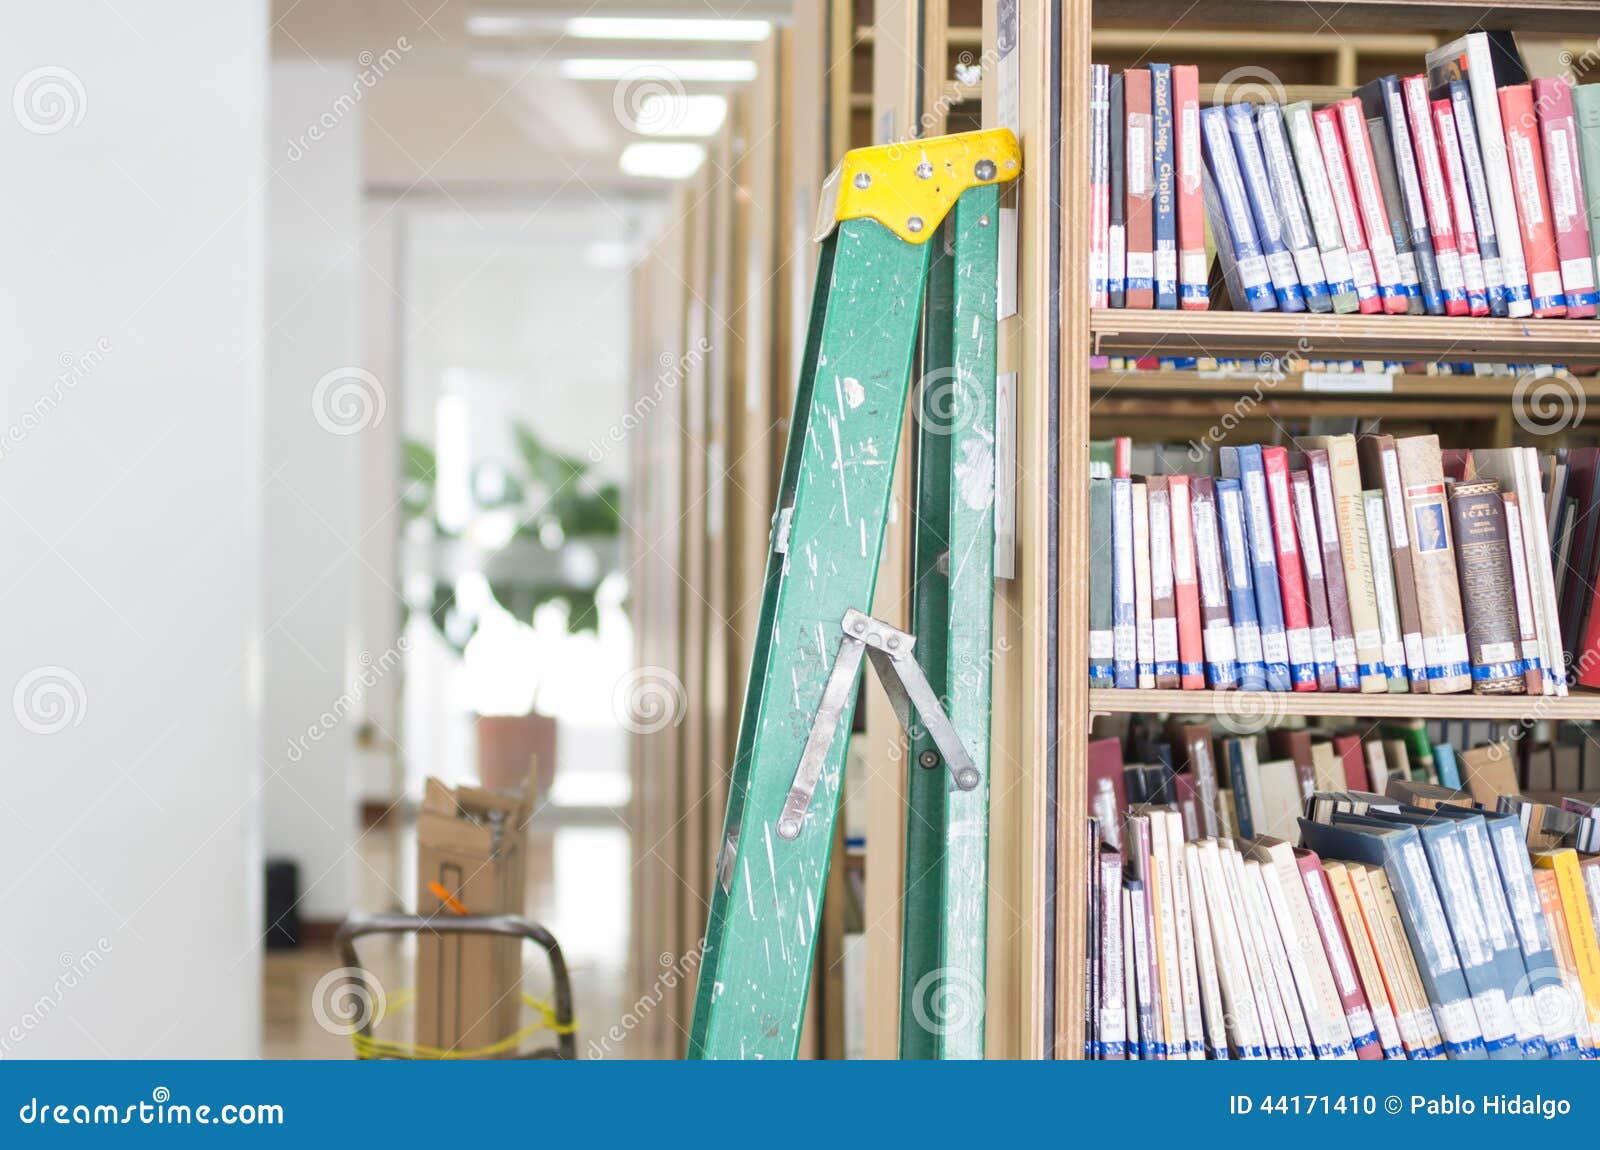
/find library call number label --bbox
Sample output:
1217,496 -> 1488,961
1230,1095 -> 1572,1120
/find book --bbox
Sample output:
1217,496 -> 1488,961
1344,863 -> 1427,1056
1361,490 -> 1410,691
1358,435 -> 1427,691
1111,477 -> 1137,688
1124,68 -> 1155,309
1402,74 -> 1470,314
1472,448 -> 1565,695
1531,850 -> 1600,1053
1394,434 -> 1471,694
1190,477 -> 1240,688
1133,480 -> 1155,687
1432,95 -> 1492,315
1227,103 -> 1304,311
1323,861 -> 1407,1058
1228,446 -> 1290,690
1448,80 -> 1509,314
1089,479 -> 1114,685
1088,737 -> 1127,850
1500,84 -> 1567,317
1180,842 -> 1230,1056
1170,720 -> 1221,839
1574,84 -> 1600,298
1312,106 -> 1383,313
1501,493 -> 1547,694
1297,848 -> 1383,1058
1244,857 -> 1314,1057
1358,76 -> 1433,312
1300,435 -> 1386,691
1090,64 -> 1110,308
1108,73 -> 1126,307
1257,103 -> 1330,311
1161,811 -> 1205,1056
1147,477 -> 1180,689
1283,101 -> 1359,312
1335,98 -> 1408,312
1172,66 -> 1207,310
1216,478 -> 1268,690
1364,864 -> 1449,1057
1167,474 -> 1205,689
1198,840 -> 1268,1057
1305,448 -> 1359,689
1098,847 -> 1127,1057
1557,448 -> 1600,665
1201,106 -> 1274,311
1332,733 -> 1367,791
1534,77 -> 1598,316
1534,868 -> 1596,1056
1262,446 -> 1317,689
1426,33 -> 1534,316
1151,63 -> 1178,310
1289,468 -> 1338,689
1224,737 -> 1262,842
1447,480 -> 1526,693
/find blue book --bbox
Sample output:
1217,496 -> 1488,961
1200,106 -> 1275,311
1151,63 -> 1178,309
1111,477 -> 1137,688
1298,817 -> 1488,1059
1214,478 -> 1267,690
1434,743 -> 1462,789
1223,739 -> 1255,841
1225,103 -> 1305,312
1224,446 -> 1291,691
1448,80 -> 1509,315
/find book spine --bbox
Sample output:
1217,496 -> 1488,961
1228,103 -> 1305,311
1090,64 -> 1109,309
1124,69 -> 1155,309
1574,85 -> 1600,299
1284,101 -> 1359,311
1244,861 -> 1314,1058
1457,817 -> 1545,1057
1534,78 -> 1598,317
1133,481 -> 1155,688
1518,448 -> 1567,696
1163,814 -> 1206,1056
1500,84 -> 1567,317
1449,482 -> 1527,693
1366,115 -> 1425,314
1314,107 -> 1383,313
1111,477 -> 1137,688
1200,842 -> 1267,1057
1383,833 -> 1487,1058
1182,844 -> 1231,1058
1264,447 -> 1317,689
1258,103 -> 1330,310
1536,851 -> 1600,1048
1362,490 -> 1410,689
1240,446 -> 1291,690
1325,865 -> 1406,1057
1173,66 -> 1207,309
1397,435 -> 1473,694
1121,888 -> 1140,1057
1125,881 -> 1157,1057
1202,106 -> 1275,311
1366,437 -> 1429,690
1489,818 -> 1580,1057
1466,34 -> 1534,316
1291,469 -> 1338,690
1089,479 -> 1115,685
1501,493 -> 1547,694
1365,866 -> 1447,1058
1226,740 -> 1255,842
1376,76 -> 1437,313
1450,80 -> 1510,315
1190,477 -> 1240,688
1422,825 -> 1521,1057
1337,98 -> 1408,312
1217,478 -> 1267,689
1099,850 -> 1127,1057
1168,474 -> 1206,689
1152,63 -> 1178,310
1108,73 -> 1126,307
1402,75 -> 1470,314
1434,97 -> 1492,315
1319,437 -> 1387,690
1150,815 -> 1189,1055
1307,448 -> 1359,689
1147,477 -> 1180,689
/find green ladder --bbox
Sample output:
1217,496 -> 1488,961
688,128 -> 1021,1060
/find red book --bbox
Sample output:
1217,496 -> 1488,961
1123,68 -> 1154,309
1112,436 -> 1132,479
1533,77 -> 1599,318
1262,446 -> 1317,691
1402,75 -> 1469,315
1172,64 -> 1208,310
1087,737 -> 1127,836
1332,733 -> 1367,790
1499,83 -> 1567,317
1432,97 -> 1491,316
1314,106 -> 1383,314
1295,848 -> 1383,1060
1167,474 -> 1205,689
1335,97 -> 1408,313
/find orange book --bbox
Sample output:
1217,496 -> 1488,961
1499,84 -> 1567,317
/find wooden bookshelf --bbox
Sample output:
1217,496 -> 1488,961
1093,0 -> 1600,35
1090,687 -> 1600,720
1090,368 -> 1600,399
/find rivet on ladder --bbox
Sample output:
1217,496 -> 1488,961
853,171 -> 871,189
907,216 -> 924,233
975,158 -> 996,181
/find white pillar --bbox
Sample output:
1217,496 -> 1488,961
0,2 -> 266,1057
263,60 -> 366,924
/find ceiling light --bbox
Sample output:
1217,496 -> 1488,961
565,17 -> 771,42
559,58 -> 757,83
629,93 -> 727,137
466,13 -> 562,37
619,142 -> 706,180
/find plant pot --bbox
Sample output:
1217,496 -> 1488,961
475,712 -> 557,797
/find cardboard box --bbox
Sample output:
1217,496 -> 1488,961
415,776 -> 535,1056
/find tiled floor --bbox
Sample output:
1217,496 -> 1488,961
262,814 -> 631,1059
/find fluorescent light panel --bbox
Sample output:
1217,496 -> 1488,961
565,17 -> 770,42
631,93 -> 727,137
619,142 -> 706,180
559,57 -> 757,82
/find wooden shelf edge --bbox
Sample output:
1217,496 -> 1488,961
1088,368 -> 1600,399
1089,687 -> 1600,720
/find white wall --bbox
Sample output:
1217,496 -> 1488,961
263,61 -> 365,923
0,2 -> 265,1057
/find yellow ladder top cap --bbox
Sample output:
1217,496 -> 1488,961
814,127 -> 1021,245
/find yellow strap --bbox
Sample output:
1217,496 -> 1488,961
349,989 -> 576,1060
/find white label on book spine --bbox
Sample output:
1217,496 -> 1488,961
1261,629 -> 1289,666
1295,485 -> 1324,578
1532,269 -> 1563,299
1355,627 -> 1382,652
1561,256 -> 1595,291
1427,632 -> 1471,668
1151,502 -> 1174,598
1474,990 -> 1516,1046
1321,247 -> 1352,286
1234,620 -> 1263,662
1435,997 -> 1479,1047
1156,247 -> 1178,285
1311,625 -> 1335,666
1349,249 -> 1377,289
1245,471 -> 1273,563
1090,630 -> 1114,660
1550,127 -> 1577,226
1109,225 -> 1126,281
1397,249 -> 1420,288
1287,628 -> 1314,665
1437,249 -> 1465,290
1203,622 -> 1236,664
1114,626 -> 1135,663
1333,635 -> 1357,667
1511,132 -> 1543,226
1129,113 -> 1153,198
1403,633 -> 1425,669
1181,107 -> 1201,190
1126,251 -> 1154,281
1221,490 -> 1249,583
1381,453 -> 1407,544
1265,249 -> 1298,290
1483,255 -> 1503,289
1180,250 -> 1206,285
1236,253 -> 1270,291
1269,473 -> 1297,554
1479,640 -> 1517,664
1155,617 -> 1179,662
1305,874 -> 1358,993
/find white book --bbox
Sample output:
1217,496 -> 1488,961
1133,482 -> 1155,689
1148,810 -> 1189,1057
1473,452 -> 1558,694
1285,104 -> 1356,296
1253,839 -> 1357,1059
1519,448 -> 1566,695
1199,840 -> 1268,1057
1362,491 -> 1408,687
1182,841 -> 1231,1057
1162,812 -> 1206,1057
1245,859 -> 1316,1059
1121,888 -> 1141,1059
1220,845 -> 1291,1058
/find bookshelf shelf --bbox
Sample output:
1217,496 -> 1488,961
1090,369 -> 1600,398
1092,0 -> 1600,35
1089,312 -> 1600,363
1089,687 -> 1600,720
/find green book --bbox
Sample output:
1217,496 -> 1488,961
1574,85 -> 1600,310
1089,479 -> 1114,686
1089,438 -> 1116,480
1380,720 -> 1435,784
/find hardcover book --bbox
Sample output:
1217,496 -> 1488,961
1357,435 -> 1428,690
1124,68 -> 1155,308
1190,477 -> 1240,687
1133,481 -> 1156,688
1216,477 -> 1268,690
1361,490 -> 1410,690
1201,106 -> 1274,310
1335,98 -> 1408,312
1173,65 -> 1208,309
1147,477 -> 1180,689
1301,436 -> 1386,690
1501,492 -> 1547,694
1290,468 -> 1339,689
1499,83 -> 1567,316
1228,445 -> 1291,690
1394,434 -> 1472,694
1432,95 -> 1492,315
1357,76 -> 1433,311
1401,74 -> 1470,314
1258,103 -> 1331,310
1448,80 -> 1509,314
1305,448 -> 1359,689
1574,84 -> 1600,294
1089,478 -> 1114,685
1447,480 -> 1526,693
1533,77 -> 1598,317
1263,446 -> 1317,689
1108,72 -> 1127,307
1151,63 -> 1179,309
1111,476 -> 1137,688
1090,64 -> 1110,308
1167,474 -> 1206,689
1283,101 -> 1360,312
1227,103 -> 1305,311
1313,106 -> 1384,312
